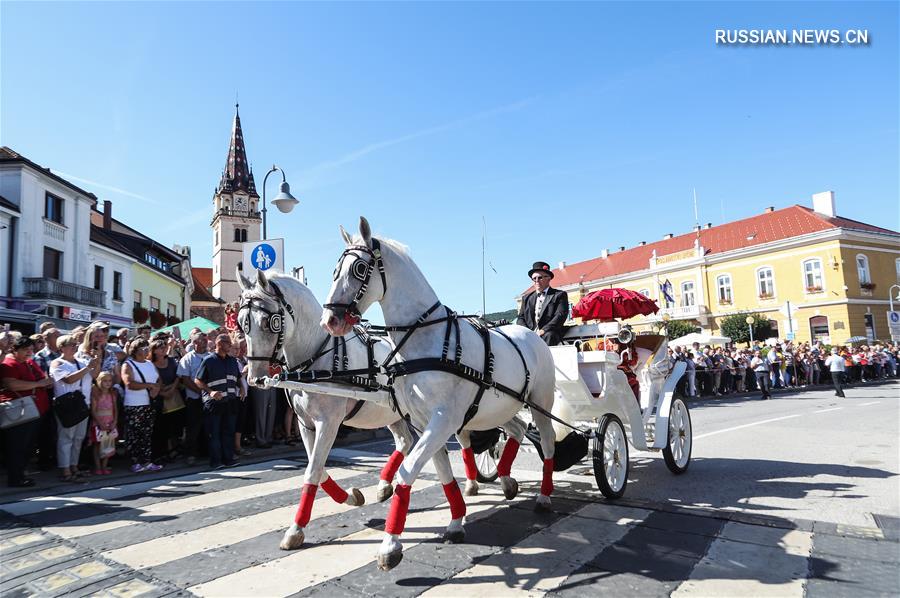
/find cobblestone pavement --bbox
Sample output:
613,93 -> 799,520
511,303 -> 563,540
1,382 -> 897,597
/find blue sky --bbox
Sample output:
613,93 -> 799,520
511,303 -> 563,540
3,1 -> 898,315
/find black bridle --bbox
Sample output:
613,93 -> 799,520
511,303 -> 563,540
323,238 -> 386,323
238,281 -> 294,368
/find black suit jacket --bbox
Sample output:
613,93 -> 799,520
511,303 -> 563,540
516,287 -> 569,346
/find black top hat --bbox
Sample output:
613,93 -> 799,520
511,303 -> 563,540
528,261 -> 554,279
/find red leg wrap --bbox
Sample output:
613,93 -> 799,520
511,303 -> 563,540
443,480 -> 466,520
380,450 -> 405,482
461,447 -> 478,481
541,458 -> 554,496
385,484 -> 412,535
294,483 -> 318,527
497,437 -> 521,477
321,476 -> 349,504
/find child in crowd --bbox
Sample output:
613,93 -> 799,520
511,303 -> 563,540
91,371 -> 118,474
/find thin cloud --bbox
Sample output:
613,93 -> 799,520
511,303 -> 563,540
54,171 -> 158,204
299,96 -> 539,179
161,207 -> 210,233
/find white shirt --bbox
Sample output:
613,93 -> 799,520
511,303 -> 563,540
177,351 -> 209,399
123,359 -> 159,407
50,358 -> 92,405
533,290 -> 547,325
825,355 -> 846,372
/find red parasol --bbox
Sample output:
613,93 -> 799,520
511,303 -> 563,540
572,288 -> 659,321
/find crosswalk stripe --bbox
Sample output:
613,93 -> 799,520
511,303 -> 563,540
0,459 -> 301,516
100,479 -> 430,570
671,521 -> 813,597
42,467 -> 359,540
188,484 -> 514,598
419,502 -> 652,596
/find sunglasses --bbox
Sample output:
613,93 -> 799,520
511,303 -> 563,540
531,276 -> 549,281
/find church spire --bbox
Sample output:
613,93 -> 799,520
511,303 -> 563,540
218,103 -> 258,196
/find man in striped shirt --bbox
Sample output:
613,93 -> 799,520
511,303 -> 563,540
194,335 -> 243,469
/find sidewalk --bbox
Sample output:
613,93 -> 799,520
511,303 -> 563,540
683,376 -> 898,402
0,427 -> 391,503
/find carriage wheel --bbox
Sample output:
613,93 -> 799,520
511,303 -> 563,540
475,437 -> 503,483
592,415 -> 628,499
663,395 -> 692,474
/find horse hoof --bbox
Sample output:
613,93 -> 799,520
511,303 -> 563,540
279,527 -> 305,550
347,487 -> 365,507
534,495 -> 552,513
500,476 -> 519,500
443,530 -> 466,544
463,479 -> 479,496
376,482 -> 394,503
377,550 -> 403,571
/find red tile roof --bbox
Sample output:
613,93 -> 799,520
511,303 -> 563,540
191,268 -> 219,303
541,205 -> 898,291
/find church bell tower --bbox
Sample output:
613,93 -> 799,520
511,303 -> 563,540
211,104 -> 261,303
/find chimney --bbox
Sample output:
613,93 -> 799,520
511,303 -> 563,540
705,222 -> 712,229
693,225 -> 701,232
812,191 -> 836,217
639,241 -> 646,246
618,246 -> 625,252
558,261 -> 566,269
601,249 -> 609,258
764,206 -> 774,213
663,233 -> 673,239
103,200 -> 112,230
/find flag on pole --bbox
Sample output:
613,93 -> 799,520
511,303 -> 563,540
660,279 -> 675,306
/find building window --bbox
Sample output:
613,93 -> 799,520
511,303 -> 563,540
133,290 -> 142,309
803,259 -> 824,292
716,275 -> 732,304
113,271 -> 123,301
144,253 -> 171,272
94,265 -> 104,290
167,303 -> 177,317
43,247 -> 62,279
856,254 -> 871,285
150,297 -> 160,313
680,281 -> 695,307
638,288 -> 650,298
809,315 -> 829,342
44,193 -> 64,224
896,258 -> 900,282
233,228 -> 247,242
215,230 -> 219,245
757,267 -> 775,298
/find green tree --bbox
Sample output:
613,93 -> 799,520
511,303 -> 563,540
719,312 -> 773,344
660,319 -> 699,339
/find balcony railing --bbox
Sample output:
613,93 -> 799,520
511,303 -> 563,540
43,219 -> 66,241
23,278 -> 106,308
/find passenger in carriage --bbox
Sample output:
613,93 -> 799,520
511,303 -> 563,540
516,261 -> 569,346
611,337 -> 640,403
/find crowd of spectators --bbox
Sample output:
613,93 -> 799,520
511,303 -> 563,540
670,339 -> 900,400
0,320 -> 301,488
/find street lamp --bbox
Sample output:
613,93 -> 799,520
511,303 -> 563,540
746,315 -> 755,344
661,313 -> 671,337
889,284 -> 900,312
261,165 -> 299,240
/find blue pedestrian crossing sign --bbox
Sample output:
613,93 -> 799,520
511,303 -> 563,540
242,238 -> 284,273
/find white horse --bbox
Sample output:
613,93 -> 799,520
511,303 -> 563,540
238,269 -> 511,550
321,217 -> 558,571
238,268 -> 416,550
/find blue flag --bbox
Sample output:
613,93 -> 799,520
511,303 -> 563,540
660,279 -> 675,306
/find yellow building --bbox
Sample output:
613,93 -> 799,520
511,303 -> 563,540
534,192 -> 899,344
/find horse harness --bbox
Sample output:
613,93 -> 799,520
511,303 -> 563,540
239,282 -> 382,423
324,236 -> 532,433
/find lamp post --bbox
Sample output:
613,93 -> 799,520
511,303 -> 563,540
261,165 -> 299,240
746,316 -> 755,344
661,313 -> 671,337
889,284 -> 900,312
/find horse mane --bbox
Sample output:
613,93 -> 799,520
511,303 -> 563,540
350,234 -> 411,260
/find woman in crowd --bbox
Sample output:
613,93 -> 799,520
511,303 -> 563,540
50,334 -> 101,482
150,338 -> 184,463
0,335 -> 53,487
121,338 -> 163,473
231,334 -> 253,456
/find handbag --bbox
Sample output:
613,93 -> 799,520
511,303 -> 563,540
161,388 -> 185,414
54,390 -> 90,427
96,427 -> 119,458
0,396 -> 40,429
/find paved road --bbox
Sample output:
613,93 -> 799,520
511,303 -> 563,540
1,382 -> 897,597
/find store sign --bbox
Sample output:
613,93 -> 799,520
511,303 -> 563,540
655,249 -> 696,265
63,307 -> 92,322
